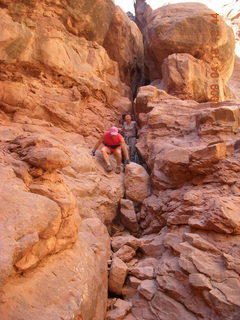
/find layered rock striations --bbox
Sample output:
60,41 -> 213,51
105,2 -> 240,320
0,0 -> 144,319
0,0 -> 240,320
109,92 -> 240,319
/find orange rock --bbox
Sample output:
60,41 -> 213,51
103,6 -> 144,94
124,163 -> 151,203
136,3 -> 235,82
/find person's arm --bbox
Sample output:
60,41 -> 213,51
120,139 -> 130,163
119,123 -> 125,135
134,121 -> 139,137
91,136 -> 104,155
118,126 -> 123,134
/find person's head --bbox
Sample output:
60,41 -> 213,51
124,114 -> 132,122
109,126 -> 119,137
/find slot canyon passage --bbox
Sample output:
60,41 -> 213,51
0,0 -> 240,319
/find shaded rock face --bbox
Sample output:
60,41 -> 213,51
135,1 -> 235,102
103,6 -> 144,96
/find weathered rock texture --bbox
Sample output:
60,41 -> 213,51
219,0 -> 240,99
0,0 -> 138,318
1,0 -> 240,320
103,6 -> 144,95
0,0 -> 146,139
135,0 -> 235,102
0,128 -> 125,319
119,84 -> 240,319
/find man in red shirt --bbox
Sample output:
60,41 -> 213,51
91,126 -> 130,173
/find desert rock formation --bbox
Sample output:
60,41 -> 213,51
0,0 -> 141,318
135,1 -> 235,102
103,6 -> 144,95
0,0 -> 240,320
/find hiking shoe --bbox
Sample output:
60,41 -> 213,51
105,164 -> 112,172
115,166 -> 121,174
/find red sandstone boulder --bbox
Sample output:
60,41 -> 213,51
160,53 -> 233,102
23,147 -> 70,170
136,2 -> 235,82
135,1 -> 235,102
124,163 -> 151,203
0,218 -> 110,320
120,199 -> 139,233
108,257 -> 128,295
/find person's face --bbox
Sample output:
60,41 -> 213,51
125,114 -> 131,122
111,134 -> 118,140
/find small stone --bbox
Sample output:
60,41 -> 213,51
126,258 -> 138,268
106,299 -> 132,320
138,279 -> 157,300
129,276 -> 141,289
120,199 -> 139,232
114,245 -> 136,262
112,235 -> 141,252
108,257 -> 128,295
130,266 -> 154,280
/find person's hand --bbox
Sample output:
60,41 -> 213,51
90,150 -> 96,156
125,159 -> 130,165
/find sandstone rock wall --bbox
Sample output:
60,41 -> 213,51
107,86 -> 240,320
103,6 -> 144,96
1,1 -> 240,320
0,0 -> 137,318
0,127 -> 125,319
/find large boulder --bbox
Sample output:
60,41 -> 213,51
0,181 -> 61,283
160,53 -> 233,102
124,163 -> 151,203
137,2 -> 235,81
135,1 -> 235,102
0,218 -> 110,320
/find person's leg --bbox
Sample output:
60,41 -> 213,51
101,146 -> 110,164
113,147 -> 122,173
113,147 -> 122,166
101,146 -> 112,172
129,137 -> 136,161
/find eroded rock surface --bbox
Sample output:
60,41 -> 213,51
1,1 -> 240,320
111,83 -> 240,320
103,6 -> 144,95
135,1 -> 235,102
0,0 -> 133,318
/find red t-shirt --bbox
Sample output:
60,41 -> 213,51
103,131 -> 123,147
